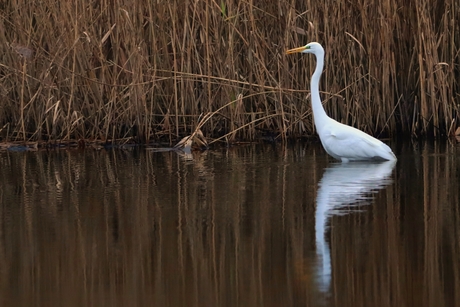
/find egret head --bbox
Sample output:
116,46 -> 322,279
286,42 -> 324,56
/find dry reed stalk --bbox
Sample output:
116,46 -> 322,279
0,0 -> 459,144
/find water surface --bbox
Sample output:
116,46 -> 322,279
0,140 -> 459,306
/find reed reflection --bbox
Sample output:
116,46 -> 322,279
315,160 -> 396,293
1,142 -> 459,307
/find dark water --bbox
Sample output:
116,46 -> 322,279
0,140 -> 459,307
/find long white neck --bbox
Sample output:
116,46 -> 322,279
310,49 -> 329,132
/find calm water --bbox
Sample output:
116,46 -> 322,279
0,140 -> 459,307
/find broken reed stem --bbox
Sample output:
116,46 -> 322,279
19,61 -> 26,141
68,2 -> 78,140
0,0 -> 459,144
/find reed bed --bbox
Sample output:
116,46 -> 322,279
0,0 -> 459,144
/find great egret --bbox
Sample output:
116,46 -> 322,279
286,42 -> 396,162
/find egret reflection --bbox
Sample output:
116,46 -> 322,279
315,160 -> 396,293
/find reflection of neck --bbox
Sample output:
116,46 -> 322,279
310,51 -> 329,133
315,187 -> 331,293
313,161 -> 396,293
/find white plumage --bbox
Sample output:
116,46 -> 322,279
287,42 -> 396,163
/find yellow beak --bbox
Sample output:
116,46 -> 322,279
286,46 -> 307,54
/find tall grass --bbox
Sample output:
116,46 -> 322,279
0,0 -> 459,144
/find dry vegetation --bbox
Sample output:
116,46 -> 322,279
0,0 -> 459,145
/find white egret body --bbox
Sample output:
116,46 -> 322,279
287,42 -> 396,163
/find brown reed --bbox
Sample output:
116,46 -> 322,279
0,0 -> 459,144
